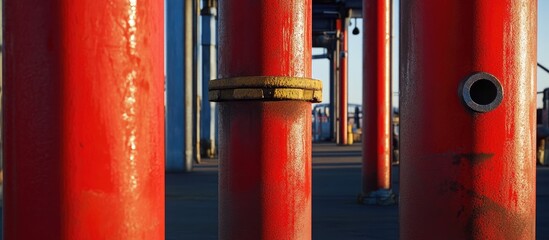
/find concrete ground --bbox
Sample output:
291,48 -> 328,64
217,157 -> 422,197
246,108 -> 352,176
165,143 -> 549,239
166,143 -> 399,239
0,143 -> 547,239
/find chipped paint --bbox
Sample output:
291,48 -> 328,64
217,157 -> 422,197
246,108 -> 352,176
209,76 -> 322,102
209,76 -> 322,90
210,88 -> 321,102
399,0 -> 536,239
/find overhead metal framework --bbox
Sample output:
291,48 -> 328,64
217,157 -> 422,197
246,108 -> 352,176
312,0 -> 361,49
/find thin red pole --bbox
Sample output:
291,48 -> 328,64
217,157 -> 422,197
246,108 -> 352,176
362,0 -> 393,199
400,0 -> 536,238
3,1 -> 165,239
338,19 -> 349,145
215,0 -> 318,239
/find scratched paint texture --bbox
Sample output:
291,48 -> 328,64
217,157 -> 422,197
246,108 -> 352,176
217,0 -> 313,239
3,0 -> 165,239
399,0 -> 536,239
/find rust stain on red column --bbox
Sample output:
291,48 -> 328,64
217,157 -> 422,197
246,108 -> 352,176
3,0 -> 165,239
400,0 -> 536,239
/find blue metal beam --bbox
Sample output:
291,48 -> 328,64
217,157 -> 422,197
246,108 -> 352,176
166,0 -> 193,172
200,7 -> 217,158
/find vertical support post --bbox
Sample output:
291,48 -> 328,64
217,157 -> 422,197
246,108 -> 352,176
329,50 -> 335,141
541,89 -> 549,166
192,0 -> 201,164
213,0 -> 321,239
3,0 -> 165,238
185,0 -> 195,169
541,88 -> 549,127
361,0 -> 395,204
335,22 -> 341,144
338,18 -> 349,145
201,2 -> 218,158
400,0 -> 536,239
167,0 -> 193,171
332,42 -> 340,143
166,0 -> 182,171
330,42 -> 340,142
0,6 -> 3,174
329,47 -> 336,141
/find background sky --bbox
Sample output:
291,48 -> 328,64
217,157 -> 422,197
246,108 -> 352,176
312,1 -> 549,108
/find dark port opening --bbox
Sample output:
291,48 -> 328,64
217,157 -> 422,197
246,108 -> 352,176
470,79 -> 497,105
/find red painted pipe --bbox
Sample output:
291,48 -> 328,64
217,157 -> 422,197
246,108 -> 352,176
400,0 -> 536,239
3,1 -> 165,239
338,19 -> 349,145
363,0 -> 392,194
218,0 -> 313,239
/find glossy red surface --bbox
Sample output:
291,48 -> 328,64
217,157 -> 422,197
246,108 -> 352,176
218,0 -> 312,239
3,0 -> 165,239
218,102 -> 312,239
399,0 -> 536,239
363,0 -> 392,193
218,0 -> 311,78
338,19 -> 349,145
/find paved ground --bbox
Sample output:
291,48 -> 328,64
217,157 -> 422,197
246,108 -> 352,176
0,143 -> 547,239
166,143 -> 549,239
166,143 -> 399,239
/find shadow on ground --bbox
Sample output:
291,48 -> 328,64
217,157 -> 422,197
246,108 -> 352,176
0,143 -> 547,240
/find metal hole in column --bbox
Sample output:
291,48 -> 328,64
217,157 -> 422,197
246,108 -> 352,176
460,72 -> 504,113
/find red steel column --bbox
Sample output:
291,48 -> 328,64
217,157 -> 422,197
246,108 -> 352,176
400,0 -> 536,239
338,19 -> 349,145
362,0 -> 392,197
215,0 -> 319,239
3,1 -> 165,239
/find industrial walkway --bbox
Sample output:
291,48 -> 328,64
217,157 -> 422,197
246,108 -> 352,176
164,143 -> 549,239
0,143 -> 546,239
166,143 -> 398,239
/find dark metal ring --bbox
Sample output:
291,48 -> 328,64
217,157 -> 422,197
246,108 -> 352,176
459,72 -> 503,113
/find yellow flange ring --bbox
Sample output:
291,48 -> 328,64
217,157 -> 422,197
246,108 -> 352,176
208,76 -> 323,103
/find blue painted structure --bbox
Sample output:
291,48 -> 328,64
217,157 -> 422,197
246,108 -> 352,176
166,0 -> 193,172
200,6 -> 217,158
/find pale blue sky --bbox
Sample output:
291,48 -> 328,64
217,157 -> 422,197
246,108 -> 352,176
313,1 -> 549,107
